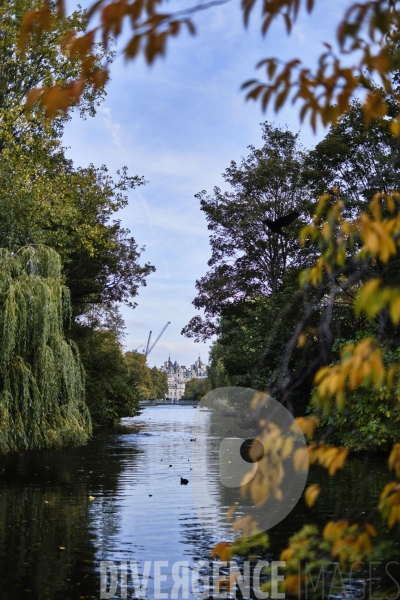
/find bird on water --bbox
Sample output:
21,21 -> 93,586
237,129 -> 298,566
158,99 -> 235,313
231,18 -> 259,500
180,478 -> 189,485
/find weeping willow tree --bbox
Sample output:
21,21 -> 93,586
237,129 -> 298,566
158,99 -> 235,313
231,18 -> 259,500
0,245 -> 91,453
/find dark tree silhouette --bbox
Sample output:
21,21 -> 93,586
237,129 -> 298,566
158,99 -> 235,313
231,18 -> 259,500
182,123 -> 312,342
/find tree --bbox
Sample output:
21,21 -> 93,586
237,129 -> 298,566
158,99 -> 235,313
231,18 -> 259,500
19,0 -> 400,139
0,245 -> 91,453
74,327 -> 140,425
182,122 -> 311,341
0,0 -> 110,151
149,367 -> 168,399
206,288 -> 320,414
0,145 -> 155,425
0,0 -> 155,429
0,154 -> 154,313
304,100 -> 400,216
204,108 -> 400,590
125,351 -> 167,400
182,377 -> 211,400
16,0 -> 400,589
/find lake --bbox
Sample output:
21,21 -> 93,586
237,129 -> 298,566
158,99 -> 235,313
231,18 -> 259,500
0,405 -> 399,599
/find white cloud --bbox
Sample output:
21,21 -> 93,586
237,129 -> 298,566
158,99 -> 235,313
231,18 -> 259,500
98,106 -> 125,153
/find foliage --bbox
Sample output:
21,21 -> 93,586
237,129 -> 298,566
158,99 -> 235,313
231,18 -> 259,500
0,0 -> 154,309
315,385 -> 400,452
0,150 -> 154,313
312,338 -> 400,451
182,377 -> 211,400
18,0 -> 400,141
303,100 -> 400,215
0,0 -> 154,432
0,144 -> 154,429
0,151 -> 155,427
0,246 -> 91,453
0,0 -> 110,150
182,122 -> 311,342
15,0 -> 400,585
149,366 -> 168,400
207,186 -> 400,592
201,109 -> 400,421
70,326 -> 140,425
206,288 -> 320,414
274,522 -> 383,598
241,1 -> 400,129
201,115 -> 400,583
125,351 -> 167,400
207,342 -> 236,389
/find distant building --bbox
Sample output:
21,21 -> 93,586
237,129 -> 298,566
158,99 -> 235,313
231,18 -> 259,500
160,355 -> 208,401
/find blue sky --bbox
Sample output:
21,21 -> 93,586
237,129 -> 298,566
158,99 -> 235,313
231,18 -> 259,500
63,0 -> 350,368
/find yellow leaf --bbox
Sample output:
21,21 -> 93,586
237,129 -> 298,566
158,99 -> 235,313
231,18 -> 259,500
323,520 -> 348,540
294,416 -> 320,439
240,463 -> 257,487
294,447 -> 309,472
389,444 -> 400,477
390,294 -> 400,324
365,523 -> 377,537
210,542 -> 232,561
387,366 -> 396,389
355,279 -> 382,316
281,436 -> 294,459
328,448 -> 348,475
232,515 -> 253,534
297,333 -> 307,347
380,482 -> 398,500
305,484 -> 320,507
390,117 -> 400,137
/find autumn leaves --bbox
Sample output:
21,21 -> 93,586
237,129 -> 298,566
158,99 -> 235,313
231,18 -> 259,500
17,0 -> 400,137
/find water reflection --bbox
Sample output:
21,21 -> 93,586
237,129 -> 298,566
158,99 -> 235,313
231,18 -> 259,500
0,406 -> 399,599
0,424 -> 140,599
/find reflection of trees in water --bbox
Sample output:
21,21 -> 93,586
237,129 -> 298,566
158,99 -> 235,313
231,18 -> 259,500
179,520 -> 273,600
179,518 -> 219,563
180,444 -> 400,599
0,426 -> 140,600
272,454 -> 396,553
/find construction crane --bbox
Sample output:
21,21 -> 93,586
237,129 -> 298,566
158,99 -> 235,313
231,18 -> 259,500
143,322 -> 170,357
144,330 -> 152,356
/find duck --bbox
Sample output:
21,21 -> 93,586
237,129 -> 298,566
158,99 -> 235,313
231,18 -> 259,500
180,477 -> 189,485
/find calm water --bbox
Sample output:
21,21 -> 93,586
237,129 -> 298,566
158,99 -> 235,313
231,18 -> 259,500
0,406 -> 399,599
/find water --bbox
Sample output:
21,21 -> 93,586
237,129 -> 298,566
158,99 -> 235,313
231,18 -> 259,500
0,406 -> 399,599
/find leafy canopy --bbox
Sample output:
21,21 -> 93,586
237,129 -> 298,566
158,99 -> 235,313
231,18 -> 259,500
16,0 -> 400,138
0,0 -> 155,428
125,351 -> 168,400
182,123 -> 311,342
0,245 -> 91,453
0,0 -> 111,150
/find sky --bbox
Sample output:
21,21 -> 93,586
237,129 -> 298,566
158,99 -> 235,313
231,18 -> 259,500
62,0 -> 351,368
